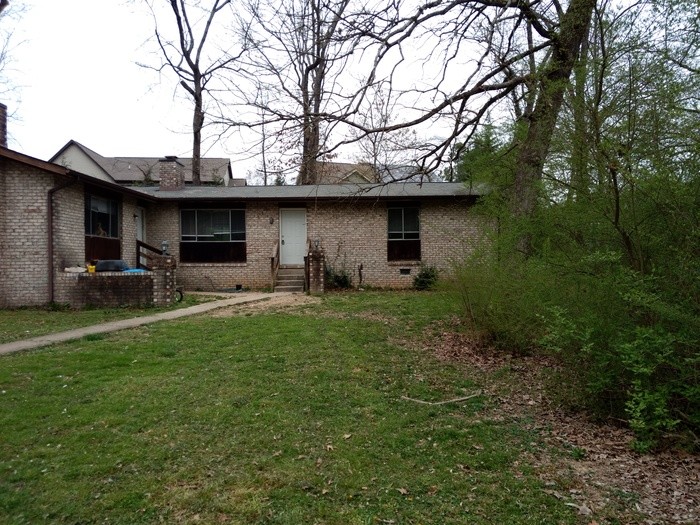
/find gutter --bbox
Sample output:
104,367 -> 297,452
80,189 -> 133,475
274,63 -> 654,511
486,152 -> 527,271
47,173 -> 79,304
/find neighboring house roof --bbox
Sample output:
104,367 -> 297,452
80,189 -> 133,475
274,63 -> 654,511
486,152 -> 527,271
376,164 -> 439,183
3,144 -> 484,204
304,161 -> 379,185
303,161 -> 439,185
50,140 -> 236,186
131,181 -> 487,202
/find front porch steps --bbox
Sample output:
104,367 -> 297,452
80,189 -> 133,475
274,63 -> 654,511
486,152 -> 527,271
274,266 -> 305,293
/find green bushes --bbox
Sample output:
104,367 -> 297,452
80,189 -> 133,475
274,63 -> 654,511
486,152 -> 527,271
413,264 -> 439,290
537,284 -> 698,452
324,264 -> 352,289
454,237 -> 699,451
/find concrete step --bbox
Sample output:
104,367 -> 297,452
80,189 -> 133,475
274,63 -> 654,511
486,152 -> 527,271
276,276 -> 304,284
277,269 -> 305,277
275,267 -> 305,293
275,266 -> 304,292
274,285 -> 304,292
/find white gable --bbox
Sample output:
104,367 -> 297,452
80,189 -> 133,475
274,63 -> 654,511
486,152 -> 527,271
342,170 -> 372,184
53,144 -> 114,182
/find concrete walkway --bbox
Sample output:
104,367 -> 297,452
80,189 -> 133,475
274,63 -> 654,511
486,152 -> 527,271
0,292 -> 291,356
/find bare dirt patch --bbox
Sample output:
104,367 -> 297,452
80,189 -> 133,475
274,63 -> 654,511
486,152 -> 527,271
210,293 -> 322,317
423,319 -> 700,525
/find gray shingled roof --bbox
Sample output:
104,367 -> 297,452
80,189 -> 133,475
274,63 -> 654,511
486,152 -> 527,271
51,140 -> 232,185
130,182 -> 487,201
106,157 -> 231,184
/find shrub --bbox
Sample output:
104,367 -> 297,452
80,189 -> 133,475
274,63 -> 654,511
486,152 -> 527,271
324,264 -> 352,289
453,254 -> 558,352
413,264 -> 439,290
455,247 -> 700,451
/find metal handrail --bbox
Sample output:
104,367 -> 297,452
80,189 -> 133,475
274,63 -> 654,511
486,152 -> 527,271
303,239 -> 312,292
270,241 -> 280,290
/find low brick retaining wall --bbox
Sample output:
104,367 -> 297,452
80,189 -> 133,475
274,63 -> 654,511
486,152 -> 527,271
56,272 -> 153,308
54,256 -> 178,309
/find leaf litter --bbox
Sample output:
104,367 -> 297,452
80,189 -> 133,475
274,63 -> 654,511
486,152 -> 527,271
423,318 -> 699,525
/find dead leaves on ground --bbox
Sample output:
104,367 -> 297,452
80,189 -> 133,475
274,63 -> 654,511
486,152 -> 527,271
423,318 -> 699,525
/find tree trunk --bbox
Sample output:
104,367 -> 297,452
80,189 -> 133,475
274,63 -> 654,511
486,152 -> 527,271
298,73 -> 319,185
192,99 -> 203,186
570,28 -> 591,200
512,0 -> 597,231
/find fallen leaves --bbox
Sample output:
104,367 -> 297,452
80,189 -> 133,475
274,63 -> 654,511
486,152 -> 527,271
423,317 -> 700,524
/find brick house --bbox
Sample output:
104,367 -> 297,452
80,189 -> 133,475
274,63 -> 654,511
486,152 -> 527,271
133,179 -> 486,292
0,138 -> 185,308
0,106 -> 486,308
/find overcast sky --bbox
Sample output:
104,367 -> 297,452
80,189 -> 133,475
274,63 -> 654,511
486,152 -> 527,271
6,0 -> 239,168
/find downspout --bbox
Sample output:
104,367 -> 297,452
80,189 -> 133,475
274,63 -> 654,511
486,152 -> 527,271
47,173 -> 79,304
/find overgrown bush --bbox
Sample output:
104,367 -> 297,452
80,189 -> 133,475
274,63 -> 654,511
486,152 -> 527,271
454,202 -> 700,451
413,264 -> 439,290
536,273 -> 699,452
324,264 -> 352,290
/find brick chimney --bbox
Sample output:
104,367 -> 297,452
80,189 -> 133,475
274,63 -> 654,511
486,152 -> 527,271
0,103 -> 7,148
159,156 -> 185,191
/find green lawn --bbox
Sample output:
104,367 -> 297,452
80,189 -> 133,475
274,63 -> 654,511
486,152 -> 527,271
0,295 -> 212,344
0,292 -> 577,524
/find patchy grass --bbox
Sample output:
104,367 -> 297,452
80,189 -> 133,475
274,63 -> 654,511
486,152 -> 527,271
0,294 -> 213,344
0,292 -> 577,524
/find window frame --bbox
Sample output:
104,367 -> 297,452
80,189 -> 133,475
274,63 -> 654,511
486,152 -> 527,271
84,192 -> 121,262
387,203 -> 421,262
180,209 -> 246,243
179,207 -> 247,263
85,193 -> 120,239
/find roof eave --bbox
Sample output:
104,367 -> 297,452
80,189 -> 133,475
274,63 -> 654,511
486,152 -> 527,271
1,146 -> 158,202
1,146 -> 70,176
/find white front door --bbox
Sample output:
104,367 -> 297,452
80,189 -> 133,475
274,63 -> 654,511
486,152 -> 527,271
280,208 -> 307,265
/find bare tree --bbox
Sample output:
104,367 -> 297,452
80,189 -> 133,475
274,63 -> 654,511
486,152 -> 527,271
211,0 -> 594,206
234,0 -> 360,184
350,84 -> 426,181
312,0 -> 597,226
0,0 -> 27,144
0,3 -> 12,98
0,0 -> 21,96
510,0 -> 596,226
144,0 -> 240,185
